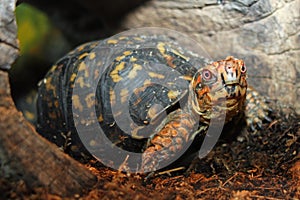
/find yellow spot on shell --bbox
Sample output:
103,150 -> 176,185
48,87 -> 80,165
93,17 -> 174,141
131,126 -> 145,139
89,52 -> 96,60
76,77 -> 85,88
120,89 -> 129,104
70,73 -> 77,82
123,51 -> 132,56
45,77 -> 57,96
49,65 -> 57,72
115,51 -> 133,62
78,62 -> 87,71
168,90 -> 180,99
133,37 -> 144,41
128,64 -> 142,79
118,36 -> 127,40
115,55 -> 125,62
24,111 -> 35,121
110,89 -> 116,106
78,62 -> 89,78
72,95 -> 83,112
181,75 -> 193,81
89,140 -> 97,147
77,45 -> 85,52
172,49 -> 188,60
147,104 -> 161,119
110,62 -> 125,82
143,79 -> 151,85
94,69 -> 100,80
54,100 -> 59,108
148,72 -> 165,79
130,57 -> 137,62
78,52 -> 89,60
85,93 -> 95,108
90,42 -> 98,49
107,39 -> 118,44
157,42 -> 166,55
96,60 -> 102,68
98,114 -> 103,122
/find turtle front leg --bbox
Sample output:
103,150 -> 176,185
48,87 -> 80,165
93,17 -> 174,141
141,109 -> 198,173
245,86 -> 272,131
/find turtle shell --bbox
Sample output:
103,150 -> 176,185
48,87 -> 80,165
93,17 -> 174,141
36,35 -> 210,161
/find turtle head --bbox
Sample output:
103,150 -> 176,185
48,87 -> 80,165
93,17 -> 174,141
190,56 -> 247,123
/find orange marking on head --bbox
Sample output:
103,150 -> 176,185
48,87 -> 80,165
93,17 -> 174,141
190,56 -> 247,123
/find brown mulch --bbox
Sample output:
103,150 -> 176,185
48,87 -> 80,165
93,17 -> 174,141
1,103 -> 299,199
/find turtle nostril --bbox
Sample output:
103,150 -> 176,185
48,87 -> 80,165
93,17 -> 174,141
232,85 -> 236,91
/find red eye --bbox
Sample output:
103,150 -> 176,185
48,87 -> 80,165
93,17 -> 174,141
241,64 -> 247,73
202,69 -> 212,81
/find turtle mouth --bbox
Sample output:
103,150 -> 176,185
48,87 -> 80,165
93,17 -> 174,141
208,81 -> 247,111
224,84 -> 241,99
190,83 -> 245,112
213,81 -> 246,98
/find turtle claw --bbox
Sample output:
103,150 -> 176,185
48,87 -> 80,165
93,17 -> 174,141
144,172 -> 155,183
256,121 -> 263,130
264,115 -> 272,123
185,156 -> 200,174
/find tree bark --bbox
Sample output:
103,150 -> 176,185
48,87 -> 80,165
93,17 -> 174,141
0,0 -> 97,197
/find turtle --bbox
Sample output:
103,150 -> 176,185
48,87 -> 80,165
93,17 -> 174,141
36,34 -> 271,173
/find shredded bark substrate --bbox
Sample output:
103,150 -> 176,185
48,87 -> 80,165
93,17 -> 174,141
1,102 -> 299,199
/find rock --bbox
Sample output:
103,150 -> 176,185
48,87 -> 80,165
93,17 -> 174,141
121,0 -> 300,113
0,0 -> 19,70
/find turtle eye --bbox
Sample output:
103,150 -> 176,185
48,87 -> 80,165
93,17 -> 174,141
241,63 -> 247,74
202,69 -> 213,81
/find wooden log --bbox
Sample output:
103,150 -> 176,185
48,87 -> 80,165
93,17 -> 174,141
0,0 -> 97,197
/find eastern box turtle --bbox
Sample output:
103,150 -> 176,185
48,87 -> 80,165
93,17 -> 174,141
36,32 -> 271,172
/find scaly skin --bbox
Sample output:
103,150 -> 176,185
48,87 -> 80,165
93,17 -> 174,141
141,56 -> 268,172
245,86 -> 272,131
